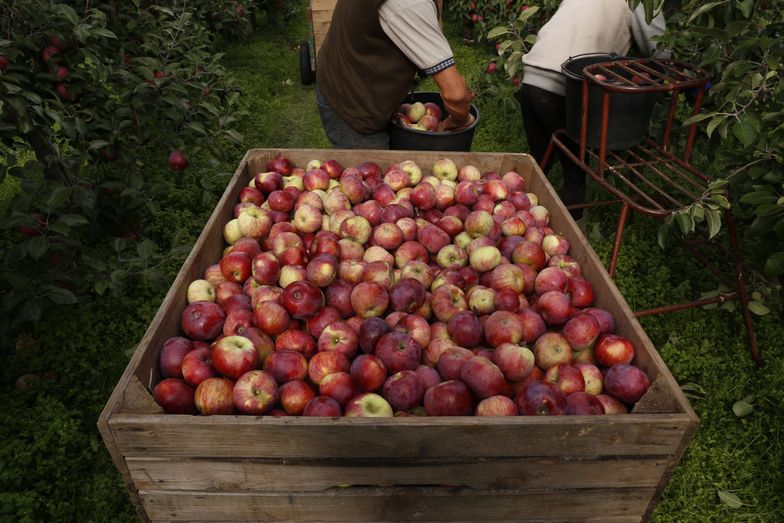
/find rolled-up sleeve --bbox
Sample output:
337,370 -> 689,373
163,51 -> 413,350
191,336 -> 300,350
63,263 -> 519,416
379,0 -> 455,75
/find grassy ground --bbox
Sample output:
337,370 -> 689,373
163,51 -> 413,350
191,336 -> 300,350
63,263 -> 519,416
0,4 -> 781,522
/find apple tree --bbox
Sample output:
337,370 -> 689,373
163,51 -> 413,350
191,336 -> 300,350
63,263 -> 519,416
0,1 -> 247,344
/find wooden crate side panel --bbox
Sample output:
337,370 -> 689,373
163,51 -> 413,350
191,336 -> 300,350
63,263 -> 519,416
109,414 -> 690,459
127,455 -> 670,492
311,0 -> 337,56
140,486 -> 653,522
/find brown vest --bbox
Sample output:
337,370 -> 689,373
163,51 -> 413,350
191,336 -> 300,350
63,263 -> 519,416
316,0 -> 418,134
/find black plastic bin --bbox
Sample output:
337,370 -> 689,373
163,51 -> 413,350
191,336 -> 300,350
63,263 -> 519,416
562,53 -> 660,150
389,92 -> 479,152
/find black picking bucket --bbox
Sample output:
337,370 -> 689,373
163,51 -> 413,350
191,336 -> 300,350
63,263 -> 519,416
389,92 -> 479,152
562,53 -> 659,150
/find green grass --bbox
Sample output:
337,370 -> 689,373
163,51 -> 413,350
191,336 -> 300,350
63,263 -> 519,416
0,4 -> 782,522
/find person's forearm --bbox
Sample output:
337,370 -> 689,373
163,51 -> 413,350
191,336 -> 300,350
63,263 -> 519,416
433,65 -> 473,124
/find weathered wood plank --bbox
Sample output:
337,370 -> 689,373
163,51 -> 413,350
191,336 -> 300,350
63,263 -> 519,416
127,455 -> 670,492
110,413 -> 691,459
140,486 -> 654,522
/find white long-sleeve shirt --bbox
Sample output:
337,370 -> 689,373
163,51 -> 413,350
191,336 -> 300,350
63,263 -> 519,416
522,0 -> 669,95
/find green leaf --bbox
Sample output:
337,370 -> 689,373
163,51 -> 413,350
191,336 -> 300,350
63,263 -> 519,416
717,490 -> 743,509
517,5 -> 540,23
137,239 -> 156,259
45,286 -> 78,305
763,252 -> 784,277
748,301 -> 769,315
732,117 -> 758,147
56,4 -> 80,25
657,223 -> 670,248
45,186 -> 71,213
705,209 -> 721,238
27,236 -> 48,260
687,1 -> 728,23
56,214 -> 89,227
675,213 -> 695,235
487,26 -> 510,40
737,0 -> 753,18
740,191 -> 777,206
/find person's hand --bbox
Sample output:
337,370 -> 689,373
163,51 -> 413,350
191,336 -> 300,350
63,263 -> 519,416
438,112 -> 475,132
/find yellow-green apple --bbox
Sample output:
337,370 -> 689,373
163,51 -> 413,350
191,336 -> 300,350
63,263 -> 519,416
350,281 -> 389,318
594,334 -> 635,367
405,101 -> 426,122
529,205 -> 550,227
253,300 -> 290,336
434,243 -> 467,270
382,370 -> 425,411
375,331 -> 422,373
464,210 -> 493,238
324,189 -> 351,215
475,395 -> 518,416
562,312 -> 601,352
432,158 -> 458,181
518,307 -> 547,344
306,253 -> 338,288
574,362 -> 603,395
278,264 -> 306,288
153,378 -> 197,414
279,380 -> 316,415
181,344 -> 218,387
181,301 -> 225,341
565,391 -> 605,415
350,354 -> 387,392
483,310 -> 523,347
291,204 -> 322,234
308,351 -> 351,386
399,260 -> 434,288
603,364 -> 650,405
263,350 -> 308,384
194,377 -> 235,415
423,380 -> 474,416
223,218 -> 243,245
542,233 -> 570,257
358,317 -> 391,354
339,215 -> 372,245
467,285 -> 497,315
492,342 -> 535,382
544,363 -> 585,396
337,259 -> 365,284
436,346 -> 474,380
537,290 -> 574,326
344,392 -> 394,417
237,206 -> 272,240
469,245 -> 502,273
533,331 -> 573,370
302,395 -> 342,416
383,168 -> 411,191
232,370 -> 278,414
363,245 -> 394,265
187,279 -> 215,303
517,381 -> 566,415
399,160 -> 423,185
596,393 -> 629,414
460,356 -> 506,399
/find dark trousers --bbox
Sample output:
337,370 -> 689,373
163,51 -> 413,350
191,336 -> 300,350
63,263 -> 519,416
517,84 -> 585,219
316,86 -> 390,149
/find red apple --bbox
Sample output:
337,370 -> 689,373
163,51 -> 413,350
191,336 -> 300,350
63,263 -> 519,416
358,317 -> 391,354
603,364 -> 650,405
460,356 -> 506,399
375,331 -> 422,374
534,266 -> 568,294
159,336 -> 193,378
279,380 -> 316,415
306,306 -> 342,339
594,334 -> 635,367
583,307 -> 616,334
302,395 -> 342,416
446,310 -> 482,348
181,344 -> 218,387
181,301 -> 225,341
543,363 -> 585,396
263,350 -> 308,384
562,312 -> 601,352
212,335 -> 259,379
318,321 -> 359,358
308,351 -> 351,385
253,300 -> 290,336
350,354 -> 387,392
517,381 -> 566,416
575,362 -> 604,395
154,378 -> 196,414
382,370 -> 425,411
492,342 -> 535,382
436,346 -> 474,381
536,290 -> 574,326
596,393 -> 629,414
565,391 -> 605,415
423,380 -> 474,416
319,371 -> 357,405
281,280 -> 324,319
251,252 -> 281,286
483,310 -> 523,347
194,377 -> 235,415
475,395 -> 518,416
350,281 -> 389,318
232,370 -> 278,414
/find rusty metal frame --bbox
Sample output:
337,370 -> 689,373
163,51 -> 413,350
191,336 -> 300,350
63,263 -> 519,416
540,58 -> 761,365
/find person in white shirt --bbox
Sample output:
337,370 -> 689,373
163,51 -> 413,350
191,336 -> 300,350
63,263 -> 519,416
518,0 -> 668,220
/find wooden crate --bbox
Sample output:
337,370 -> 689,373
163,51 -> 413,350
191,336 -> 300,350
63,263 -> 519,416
310,0 -> 336,58
99,149 -> 697,522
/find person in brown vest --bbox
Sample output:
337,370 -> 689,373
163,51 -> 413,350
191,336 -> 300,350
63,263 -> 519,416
316,0 -> 475,149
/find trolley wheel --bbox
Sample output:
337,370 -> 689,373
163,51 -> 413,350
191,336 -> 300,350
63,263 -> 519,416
299,41 -> 314,86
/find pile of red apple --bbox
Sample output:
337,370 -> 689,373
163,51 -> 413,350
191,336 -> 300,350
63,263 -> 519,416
393,101 -> 445,132
153,154 -> 651,417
